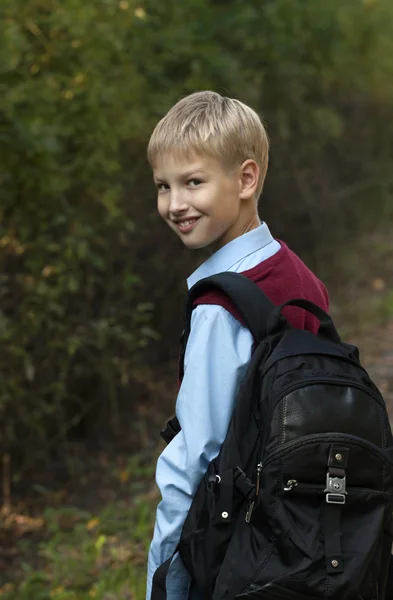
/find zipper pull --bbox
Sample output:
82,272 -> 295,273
255,462 -> 263,496
283,479 -> 298,492
245,463 -> 263,523
245,501 -> 254,523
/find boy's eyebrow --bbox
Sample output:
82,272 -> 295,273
153,168 -> 207,182
181,168 -> 206,179
152,172 -> 167,182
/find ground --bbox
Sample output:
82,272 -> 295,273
350,320 -> 393,414
1,316 -> 393,600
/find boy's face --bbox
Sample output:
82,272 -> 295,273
153,152 -> 253,251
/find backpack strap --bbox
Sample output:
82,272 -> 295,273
151,547 -> 178,600
161,273 -> 279,446
179,272 -> 280,380
186,272 -> 277,341
387,556 -> 393,599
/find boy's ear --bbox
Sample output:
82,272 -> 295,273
239,160 -> 259,200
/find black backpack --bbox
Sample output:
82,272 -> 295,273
152,272 -> 393,600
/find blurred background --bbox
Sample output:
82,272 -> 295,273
1,0 -> 393,597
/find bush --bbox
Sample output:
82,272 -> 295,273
1,0 -> 393,487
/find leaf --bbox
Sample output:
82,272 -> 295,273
95,534 -> 107,553
86,518 -> 100,531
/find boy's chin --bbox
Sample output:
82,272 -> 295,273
173,225 -> 226,251
176,230 -> 220,250
180,237 -> 209,250
179,231 -> 227,252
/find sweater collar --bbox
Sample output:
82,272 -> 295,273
187,222 -> 275,290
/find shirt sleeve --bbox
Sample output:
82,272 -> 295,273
146,304 -> 253,600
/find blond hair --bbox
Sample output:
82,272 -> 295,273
147,91 -> 269,198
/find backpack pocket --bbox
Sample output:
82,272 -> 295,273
233,485 -> 390,600
273,482 -> 324,561
237,581 -> 327,599
213,435 -> 393,600
180,459 -> 257,599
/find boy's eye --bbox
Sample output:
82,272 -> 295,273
187,179 -> 202,187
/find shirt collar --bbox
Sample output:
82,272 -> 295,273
187,222 -> 275,289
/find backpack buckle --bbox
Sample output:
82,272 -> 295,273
325,472 -> 347,504
160,417 -> 181,445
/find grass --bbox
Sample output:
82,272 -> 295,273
0,453 -> 160,600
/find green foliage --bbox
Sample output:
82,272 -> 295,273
227,0 -> 393,247
1,0 -> 393,485
0,0 -> 160,473
0,454 -> 157,599
0,495 -> 154,600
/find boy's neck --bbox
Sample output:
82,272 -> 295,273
207,213 -> 261,255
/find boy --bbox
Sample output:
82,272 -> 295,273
146,91 -> 329,600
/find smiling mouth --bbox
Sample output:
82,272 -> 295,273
174,217 -> 201,233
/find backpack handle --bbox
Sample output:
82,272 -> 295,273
268,298 -> 341,343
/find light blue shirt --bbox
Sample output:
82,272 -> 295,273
146,223 -> 280,600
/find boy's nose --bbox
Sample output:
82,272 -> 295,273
168,191 -> 188,215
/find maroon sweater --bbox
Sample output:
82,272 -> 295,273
193,241 -> 330,334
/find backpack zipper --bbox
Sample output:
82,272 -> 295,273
260,352 -> 369,380
244,435 -> 393,523
272,378 -> 385,410
247,381 -> 388,522
258,377 -> 387,471
282,480 -> 389,496
262,432 -> 393,471
283,479 -> 302,491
